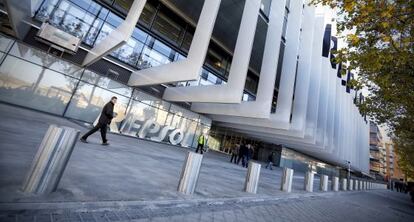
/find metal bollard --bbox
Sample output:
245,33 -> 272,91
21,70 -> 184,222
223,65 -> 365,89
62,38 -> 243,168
304,171 -> 314,192
281,167 -> 294,192
320,175 -> 328,192
244,161 -> 261,194
177,152 -> 203,195
332,177 -> 339,192
341,178 -> 347,191
349,179 -> 353,191
22,125 -> 79,194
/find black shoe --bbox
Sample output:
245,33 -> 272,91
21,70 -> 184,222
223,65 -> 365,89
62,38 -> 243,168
102,142 -> 110,146
80,138 -> 88,143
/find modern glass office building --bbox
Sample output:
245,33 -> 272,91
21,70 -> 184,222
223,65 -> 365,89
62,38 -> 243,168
0,0 -> 370,175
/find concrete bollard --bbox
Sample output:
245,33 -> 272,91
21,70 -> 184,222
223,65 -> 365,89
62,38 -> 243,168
304,171 -> 314,192
22,125 -> 80,194
341,178 -> 347,191
353,179 -> 358,191
281,167 -> 294,192
348,179 -> 353,191
244,161 -> 261,194
178,152 -> 203,195
320,175 -> 328,192
332,177 -> 339,192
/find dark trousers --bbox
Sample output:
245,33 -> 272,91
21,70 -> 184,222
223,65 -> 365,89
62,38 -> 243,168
81,123 -> 108,143
195,143 -> 204,154
237,155 -> 243,165
230,153 -> 237,163
241,155 -> 247,168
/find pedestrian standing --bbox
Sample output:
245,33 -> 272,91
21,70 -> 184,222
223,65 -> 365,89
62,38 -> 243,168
245,144 -> 253,168
230,144 -> 239,163
265,152 -> 275,170
195,133 -> 206,154
238,143 -> 248,167
80,96 -> 117,145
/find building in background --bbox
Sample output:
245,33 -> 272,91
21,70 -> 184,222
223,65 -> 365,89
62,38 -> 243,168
369,123 -> 382,179
383,141 -> 405,181
0,0 -> 370,177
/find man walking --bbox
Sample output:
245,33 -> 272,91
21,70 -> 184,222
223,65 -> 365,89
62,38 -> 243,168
80,96 -> 117,145
195,133 -> 206,154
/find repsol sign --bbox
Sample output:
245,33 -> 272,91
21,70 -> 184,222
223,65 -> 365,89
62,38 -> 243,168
96,113 -> 204,147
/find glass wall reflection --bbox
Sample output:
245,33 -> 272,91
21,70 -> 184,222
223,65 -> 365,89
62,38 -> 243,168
0,35 -> 212,149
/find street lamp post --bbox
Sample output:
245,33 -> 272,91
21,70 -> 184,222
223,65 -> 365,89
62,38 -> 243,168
347,161 -> 351,182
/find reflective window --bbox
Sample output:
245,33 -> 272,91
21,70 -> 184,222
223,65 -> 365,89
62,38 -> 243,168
260,0 -> 272,18
275,41 -> 285,90
138,3 -> 157,27
35,0 -> 109,40
94,22 -> 114,45
0,56 -> 77,115
132,89 -> 171,111
120,99 -> 168,136
113,0 -> 134,14
0,35 -> 14,52
139,46 -> 171,68
151,10 -> 184,45
81,70 -> 133,96
242,93 -> 256,102
106,12 -> 123,27
111,38 -> 145,66
245,73 -> 258,94
181,30 -> 193,52
169,104 -> 199,121
64,82 -> 129,123
9,42 -> 83,78
205,48 -> 226,75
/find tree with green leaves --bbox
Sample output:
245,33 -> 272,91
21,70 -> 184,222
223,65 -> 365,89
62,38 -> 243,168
310,0 -> 414,180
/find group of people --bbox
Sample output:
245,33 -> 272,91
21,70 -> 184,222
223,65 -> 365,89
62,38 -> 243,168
229,143 -> 255,168
392,179 -> 414,203
393,179 -> 409,193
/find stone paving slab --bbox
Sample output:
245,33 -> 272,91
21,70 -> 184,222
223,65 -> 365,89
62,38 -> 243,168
1,191 -> 413,222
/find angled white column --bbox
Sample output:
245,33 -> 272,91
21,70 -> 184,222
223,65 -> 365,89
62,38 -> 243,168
190,0 -> 285,117
203,0 -> 308,129
162,0 -> 261,103
128,0 -> 221,86
82,0 -> 146,66
4,0 -> 33,39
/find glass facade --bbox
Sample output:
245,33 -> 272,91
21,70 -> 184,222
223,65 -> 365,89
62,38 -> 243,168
0,35 -> 211,148
280,148 -> 340,177
33,0 -> 259,101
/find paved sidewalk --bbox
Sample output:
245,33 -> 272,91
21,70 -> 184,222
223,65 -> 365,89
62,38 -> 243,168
0,190 -> 413,222
0,103 -> 313,204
